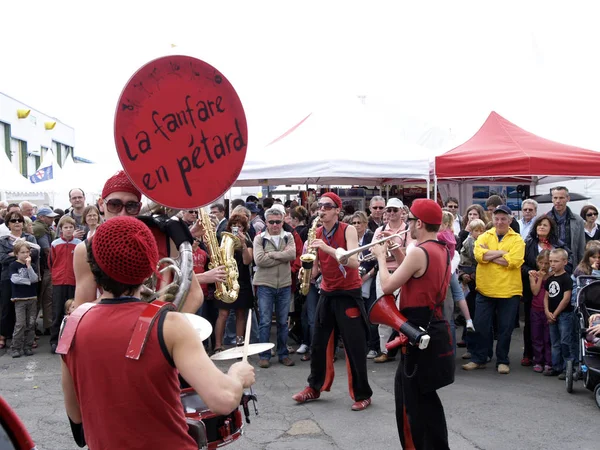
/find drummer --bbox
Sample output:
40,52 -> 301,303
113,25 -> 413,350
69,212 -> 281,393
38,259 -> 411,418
60,216 -> 255,450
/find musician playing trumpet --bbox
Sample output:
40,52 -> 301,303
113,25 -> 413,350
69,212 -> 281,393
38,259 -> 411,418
292,192 -> 373,411
60,216 -> 255,450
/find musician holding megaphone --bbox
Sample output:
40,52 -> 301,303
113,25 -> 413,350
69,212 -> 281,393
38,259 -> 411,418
369,199 -> 454,450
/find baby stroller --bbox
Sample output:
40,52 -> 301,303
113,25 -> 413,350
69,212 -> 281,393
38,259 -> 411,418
567,276 -> 600,409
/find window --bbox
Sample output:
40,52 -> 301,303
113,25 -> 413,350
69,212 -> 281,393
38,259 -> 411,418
10,138 -> 27,176
0,122 -> 9,160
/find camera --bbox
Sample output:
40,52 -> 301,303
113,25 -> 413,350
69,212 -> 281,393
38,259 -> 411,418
232,226 -> 239,235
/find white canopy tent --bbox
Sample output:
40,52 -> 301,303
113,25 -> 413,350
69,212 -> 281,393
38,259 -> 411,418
0,153 -> 48,203
235,98 -> 435,192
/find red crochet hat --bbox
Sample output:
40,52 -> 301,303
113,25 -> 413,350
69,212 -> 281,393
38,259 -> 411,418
102,170 -> 141,201
410,199 -> 442,225
91,216 -> 158,285
320,192 -> 342,208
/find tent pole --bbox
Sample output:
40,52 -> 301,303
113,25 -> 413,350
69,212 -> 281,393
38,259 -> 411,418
434,175 -> 438,202
426,177 -> 430,199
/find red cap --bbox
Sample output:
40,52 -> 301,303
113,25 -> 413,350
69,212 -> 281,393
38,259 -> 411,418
102,171 -> 141,201
320,192 -> 342,209
410,199 -> 442,225
91,216 -> 158,285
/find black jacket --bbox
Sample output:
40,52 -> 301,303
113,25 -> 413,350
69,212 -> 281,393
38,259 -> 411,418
521,237 -> 573,301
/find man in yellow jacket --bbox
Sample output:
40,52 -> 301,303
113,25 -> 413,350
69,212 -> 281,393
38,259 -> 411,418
463,205 -> 525,374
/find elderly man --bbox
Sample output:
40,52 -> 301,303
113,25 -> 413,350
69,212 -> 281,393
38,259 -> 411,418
68,189 -> 87,240
368,196 -> 386,232
180,209 -> 198,227
0,201 -> 8,221
253,207 -> 296,368
32,207 -> 58,334
19,201 -> 35,219
463,205 -> 525,374
518,199 -> 538,240
547,186 -> 585,265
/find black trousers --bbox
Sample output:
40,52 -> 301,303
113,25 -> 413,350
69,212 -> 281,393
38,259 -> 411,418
0,279 -> 15,338
307,291 -> 373,401
50,285 -> 75,345
395,353 -> 449,449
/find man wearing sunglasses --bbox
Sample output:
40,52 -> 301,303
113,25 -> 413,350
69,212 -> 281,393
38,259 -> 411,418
293,192 -> 373,412
517,198 -> 538,240
372,198 -> 409,363
71,171 -> 203,316
367,196 -> 386,232
547,186 -> 586,265
253,207 -> 297,368
181,210 -> 198,227
371,199 -> 453,449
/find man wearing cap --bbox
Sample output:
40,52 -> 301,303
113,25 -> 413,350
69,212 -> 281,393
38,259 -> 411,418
246,201 -> 265,236
372,198 -> 410,363
372,198 -> 453,449
32,207 -> 58,334
292,192 -> 373,411
60,216 -> 255,450
463,205 -> 525,375
71,171 -> 203,315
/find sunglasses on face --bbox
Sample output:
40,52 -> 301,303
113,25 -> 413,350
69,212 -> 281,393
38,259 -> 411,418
187,210 -> 198,215
587,212 -> 598,217
318,203 -> 336,210
105,199 -> 142,215
387,208 -> 399,213
407,217 -> 418,222
447,205 -> 458,209
268,220 -> 282,225
351,221 -> 362,225
371,206 -> 384,210
9,219 -> 23,224
522,208 -> 534,212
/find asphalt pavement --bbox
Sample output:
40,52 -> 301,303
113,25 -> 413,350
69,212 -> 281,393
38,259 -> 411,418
1,327 -> 598,450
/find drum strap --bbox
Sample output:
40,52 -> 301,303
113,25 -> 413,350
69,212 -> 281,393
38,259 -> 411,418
126,300 -> 175,360
56,302 -> 97,355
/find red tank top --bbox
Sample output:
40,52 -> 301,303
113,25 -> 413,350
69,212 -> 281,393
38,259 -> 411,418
63,299 -> 196,450
401,240 -> 450,318
317,221 -> 361,292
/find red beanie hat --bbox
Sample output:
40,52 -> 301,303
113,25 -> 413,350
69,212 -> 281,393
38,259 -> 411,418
320,192 -> 342,208
410,199 -> 442,225
91,216 -> 158,284
102,170 -> 141,201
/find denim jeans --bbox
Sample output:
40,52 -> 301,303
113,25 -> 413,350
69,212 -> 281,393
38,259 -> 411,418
224,309 -> 260,345
302,284 -> 319,347
549,311 -> 574,372
471,293 -> 520,366
257,285 -> 291,360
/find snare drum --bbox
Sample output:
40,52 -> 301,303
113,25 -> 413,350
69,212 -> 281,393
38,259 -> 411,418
181,388 -> 244,449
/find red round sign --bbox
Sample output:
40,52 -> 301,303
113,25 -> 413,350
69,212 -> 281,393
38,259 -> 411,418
114,55 -> 248,209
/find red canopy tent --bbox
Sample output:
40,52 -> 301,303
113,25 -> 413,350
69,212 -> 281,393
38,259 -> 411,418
434,111 -> 600,183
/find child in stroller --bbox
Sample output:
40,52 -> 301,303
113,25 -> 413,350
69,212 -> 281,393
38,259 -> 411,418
569,277 -> 600,409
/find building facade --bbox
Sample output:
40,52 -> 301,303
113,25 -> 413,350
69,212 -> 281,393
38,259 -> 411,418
0,92 -> 75,177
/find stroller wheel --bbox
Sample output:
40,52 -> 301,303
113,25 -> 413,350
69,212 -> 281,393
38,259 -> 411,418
595,385 -> 600,409
566,360 -> 574,393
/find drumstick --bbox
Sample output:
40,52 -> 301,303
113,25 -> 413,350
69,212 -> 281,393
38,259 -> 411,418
242,309 -> 252,363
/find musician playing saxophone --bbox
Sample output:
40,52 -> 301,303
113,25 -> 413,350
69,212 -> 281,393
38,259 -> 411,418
292,192 -> 373,411
61,216 -> 255,450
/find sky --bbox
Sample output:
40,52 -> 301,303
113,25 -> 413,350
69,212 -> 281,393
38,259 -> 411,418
2,1 -> 600,168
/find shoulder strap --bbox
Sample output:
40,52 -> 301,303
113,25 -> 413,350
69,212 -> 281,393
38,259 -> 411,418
126,301 -> 176,360
56,302 -> 97,355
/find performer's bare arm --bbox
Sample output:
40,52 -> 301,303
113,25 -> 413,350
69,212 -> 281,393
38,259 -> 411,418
73,242 -> 96,309
373,245 -> 426,294
309,225 -> 359,269
61,361 -> 82,424
164,312 -> 255,415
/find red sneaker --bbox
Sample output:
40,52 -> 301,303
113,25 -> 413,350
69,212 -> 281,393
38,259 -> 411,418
292,387 -> 320,404
521,357 -> 532,367
351,398 -> 371,411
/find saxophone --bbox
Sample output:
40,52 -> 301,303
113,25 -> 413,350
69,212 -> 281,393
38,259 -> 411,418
299,217 -> 320,296
200,209 -> 240,303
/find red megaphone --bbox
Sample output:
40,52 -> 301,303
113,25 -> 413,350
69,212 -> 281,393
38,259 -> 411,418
368,294 -> 430,350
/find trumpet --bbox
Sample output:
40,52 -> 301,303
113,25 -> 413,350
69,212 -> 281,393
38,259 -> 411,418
335,231 -> 410,264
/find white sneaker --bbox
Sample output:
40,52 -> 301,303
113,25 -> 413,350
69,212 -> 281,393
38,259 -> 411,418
367,350 -> 378,359
466,319 -> 475,332
296,344 -> 309,354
